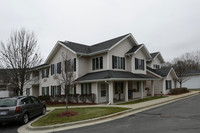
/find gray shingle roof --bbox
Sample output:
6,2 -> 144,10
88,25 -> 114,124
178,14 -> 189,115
147,66 -> 171,77
76,70 -> 156,82
185,70 -> 200,75
150,52 -> 159,59
59,34 -> 130,54
126,44 -> 143,54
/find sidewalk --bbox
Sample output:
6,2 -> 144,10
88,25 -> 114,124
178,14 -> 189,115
18,91 -> 200,133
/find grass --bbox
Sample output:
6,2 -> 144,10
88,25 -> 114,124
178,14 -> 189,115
32,107 -> 130,126
189,89 -> 200,91
118,96 -> 168,105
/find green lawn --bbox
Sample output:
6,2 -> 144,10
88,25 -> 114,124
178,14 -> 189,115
32,107 -> 130,126
118,96 -> 168,105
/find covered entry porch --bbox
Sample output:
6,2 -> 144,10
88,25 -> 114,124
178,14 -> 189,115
95,80 -> 156,104
76,70 -> 158,104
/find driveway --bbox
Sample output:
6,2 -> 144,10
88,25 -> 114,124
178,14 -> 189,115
58,94 -> 200,133
0,122 -> 22,133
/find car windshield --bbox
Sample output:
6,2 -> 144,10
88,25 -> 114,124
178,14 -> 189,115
0,99 -> 17,107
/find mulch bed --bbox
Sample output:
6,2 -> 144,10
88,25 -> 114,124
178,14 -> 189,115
46,102 -> 97,106
56,111 -> 79,117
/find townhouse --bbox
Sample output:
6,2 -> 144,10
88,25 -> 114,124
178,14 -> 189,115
23,33 -> 178,104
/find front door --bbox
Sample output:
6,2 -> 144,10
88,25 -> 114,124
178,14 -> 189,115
100,83 -> 107,103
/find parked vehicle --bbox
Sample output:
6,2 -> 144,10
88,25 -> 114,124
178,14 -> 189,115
0,96 -> 46,124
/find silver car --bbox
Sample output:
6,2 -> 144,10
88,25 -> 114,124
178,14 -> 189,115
0,96 -> 46,124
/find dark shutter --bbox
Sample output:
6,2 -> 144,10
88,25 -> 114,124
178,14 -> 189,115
92,58 -> 95,70
42,70 -> 44,78
96,58 -> 99,69
58,85 -> 61,96
47,87 -> 49,95
74,58 -> 76,71
112,56 -> 114,69
47,69 -> 49,77
51,86 -> 53,96
100,57 -> 103,69
123,58 -> 125,70
57,62 -> 61,74
135,58 -> 138,70
74,85 -> 76,94
51,64 -> 54,75
81,84 -> 83,94
89,83 -> 91,94
166,81 -> 168,90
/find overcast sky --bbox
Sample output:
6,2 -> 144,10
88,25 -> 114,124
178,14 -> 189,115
0,0 -> 200,62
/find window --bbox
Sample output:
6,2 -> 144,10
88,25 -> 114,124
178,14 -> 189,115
69,85 -> 76,95
81,83 -> 91,95
136,82 -> 140,92
42,87 -> 49,95
114,82 -> 124,94
135,58 -> 145,70
92,57 -> 103,70
26,88 -> 30,96
166,80 -> 172,90
153,64 -> 160,69
51,62 -> 61,75
51,85 -> 61,96
65,58 -> 76,72
25,73 -> 30,81
101,83 -> 106,97
42,69 -> 49,78
112,56 -> 125,70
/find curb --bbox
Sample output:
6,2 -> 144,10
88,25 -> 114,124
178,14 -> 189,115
18,92 -> 199,133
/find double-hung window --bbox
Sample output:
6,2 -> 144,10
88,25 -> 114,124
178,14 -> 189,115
42,87 -> 49,95
42,69 -> 49,78
135,58 -> 145,70
65,58 -> 76,72
112,55 -> 125,70
92,57 -> 103,70
51,62 -> 61,75
51,85 -> 61,96
81,83 -> 91,95
153,64 -> 160,69
166,80 -> 172,90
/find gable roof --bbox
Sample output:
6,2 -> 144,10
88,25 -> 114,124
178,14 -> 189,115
125,44 -> 152,59
76,70 -> 158,83
59,33 -> 130,55
147,67 -> 171,77
149,52 -> 165,63
147,66 -> 178,79
126,44 -> 143,54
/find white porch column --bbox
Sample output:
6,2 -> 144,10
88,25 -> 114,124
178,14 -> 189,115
140,81 -> 144,99
76,57 -> 79,79
109,81 -> 113,104
95,82 -> 99,103
151,80 -> 155,96
125,81 -> 128,102
162,80 -> 165,95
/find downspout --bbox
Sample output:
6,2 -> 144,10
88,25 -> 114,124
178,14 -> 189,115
105,80 -> 111,105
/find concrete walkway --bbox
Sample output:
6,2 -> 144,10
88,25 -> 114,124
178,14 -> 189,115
17,91 -> 200,133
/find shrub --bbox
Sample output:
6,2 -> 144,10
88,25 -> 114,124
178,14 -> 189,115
169,88 -> 189,95
79,94 -> 87,103
73,94 -> 80,103
38,95 -> 50,102
87,93 -> 96,103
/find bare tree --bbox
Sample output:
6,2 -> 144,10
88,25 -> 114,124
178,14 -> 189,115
0,28 -> 42,95
171,58 -> 190,88
57,52 -> 75,111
